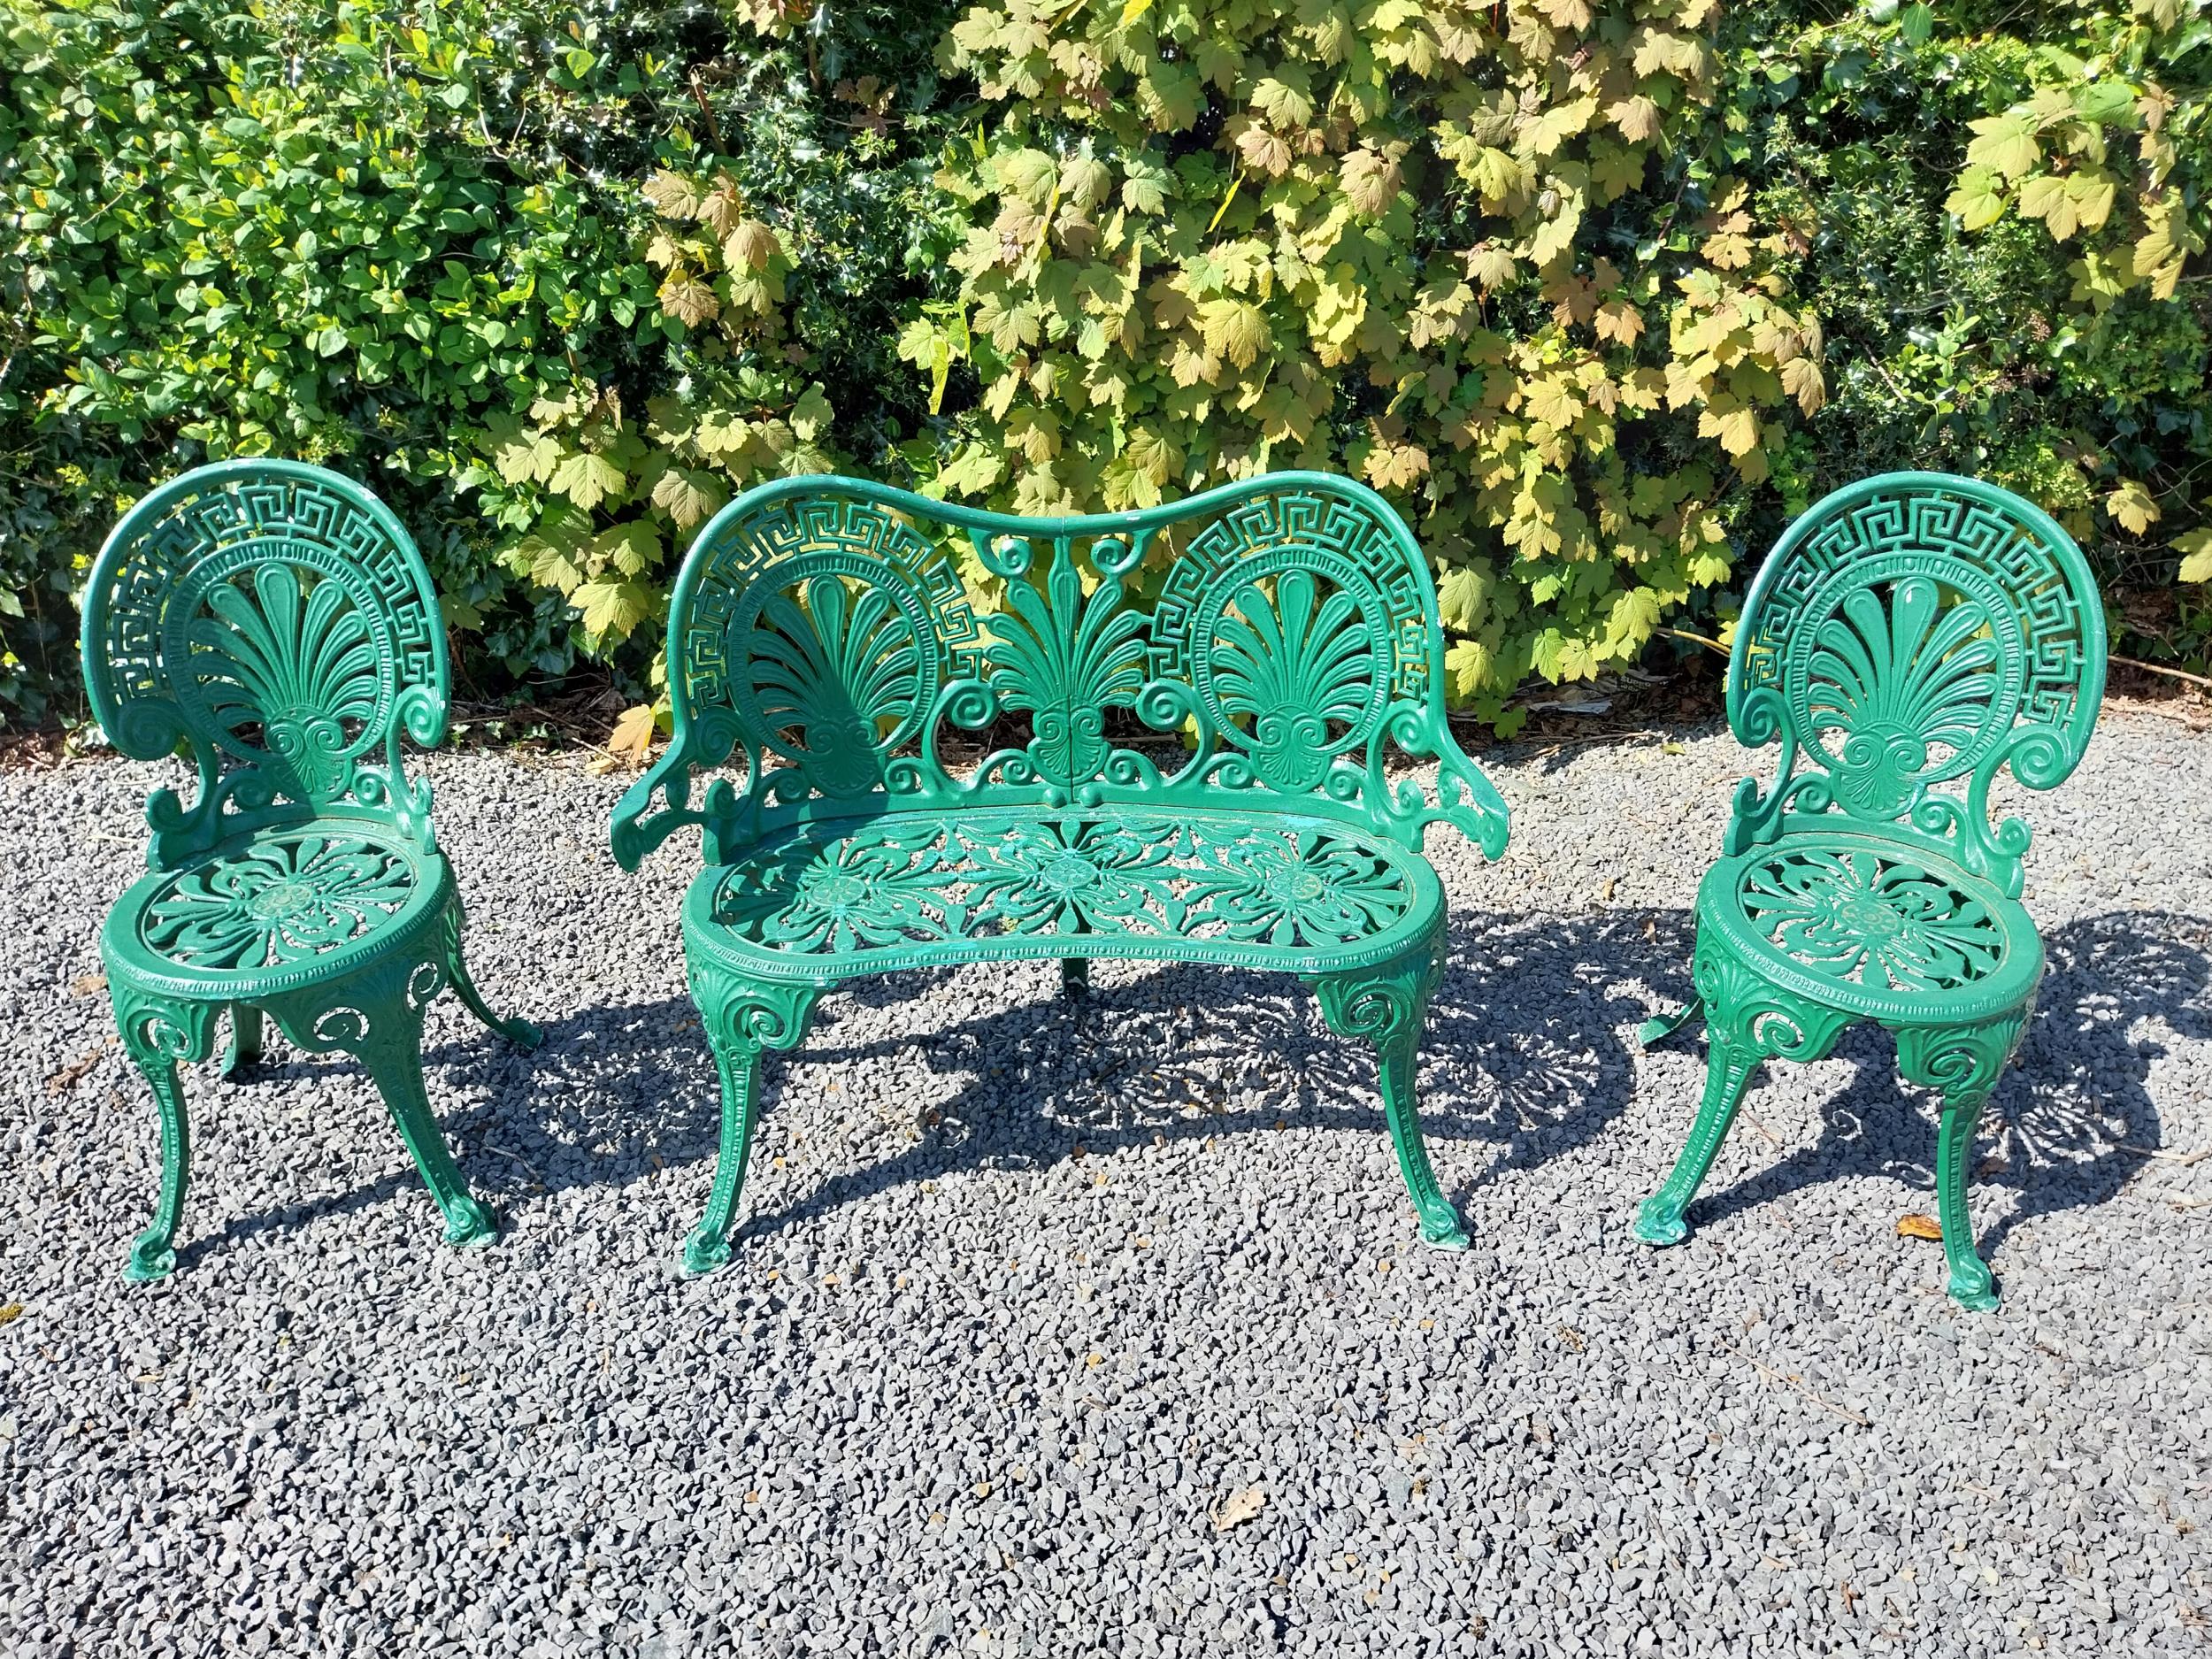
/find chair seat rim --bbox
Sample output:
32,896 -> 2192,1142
1697,826 -> 2043,1025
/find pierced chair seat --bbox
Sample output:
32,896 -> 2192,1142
1697,829 -> 2043,1028
104,820 -> 450,999
686,806 -> 1442,983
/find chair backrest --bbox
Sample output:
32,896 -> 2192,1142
1724,472 -> 2106,895
81,460 -> 449,865
612,471 -> 1507,866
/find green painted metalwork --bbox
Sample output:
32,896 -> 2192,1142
1633,472 -> 2106,1311
612,471 -> 1509,1271
81,459 -> 542,1280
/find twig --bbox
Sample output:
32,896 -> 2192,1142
2111,654 -> 2212,691
1714,1340 -> 1870,1427
2120,1143 -> 2211,1166
1655,625 -> 1729,658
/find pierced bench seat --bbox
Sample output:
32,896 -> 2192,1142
688,806 -> 1441,981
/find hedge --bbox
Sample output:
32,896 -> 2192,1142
3,0 -> 2207,731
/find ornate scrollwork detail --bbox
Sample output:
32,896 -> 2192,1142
1694,932 -> 1851,1062
136,827 -> 423,972
1724,475 -> 2105,868
1894,1012 -> 2027,1097
83,462 -> 447,864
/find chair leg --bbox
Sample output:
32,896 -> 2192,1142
1310,933 -> 1467,1250
1634,1025 -> 1759,1247
443,906 -> 542,1051
1637,995 -> 1705,1049
683,963 -> 821,1275
111,992 -> 218,1282
223,1005 -> 264,1079
1061,956 -> 1090,1000
1898,1015 -> 2028,1313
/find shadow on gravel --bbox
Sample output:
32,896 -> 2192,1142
198,909 -> 2204,1260
1672,910 -> 2210,1254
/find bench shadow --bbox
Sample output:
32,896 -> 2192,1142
188,907 -> 2205,1267
1663,910 -> 2209,1259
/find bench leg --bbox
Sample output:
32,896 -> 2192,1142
1061,957 -> 1090,1000
1897,1012 -> 2028,1313
223,1004 -> 264,1079
1310,933 -> 1468,1250
684,964 -> 821,1276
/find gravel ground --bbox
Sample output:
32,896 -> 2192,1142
2,714 -> 2208,1659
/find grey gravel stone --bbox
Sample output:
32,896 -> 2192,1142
1,716 -> 2207,1656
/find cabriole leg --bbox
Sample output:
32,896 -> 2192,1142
1898,1014 -> 2028,1313
1061,957 -> 1090,1000
1636,995 -> 1705,1050
111,992 -> 218,1282
683,963 -> 821,1276
1310,933 -> 1467,1251
1634,1025 -> 1758,1247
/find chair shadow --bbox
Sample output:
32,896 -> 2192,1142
184,906 -> 2205,1266
1675,910 -> 2210,1256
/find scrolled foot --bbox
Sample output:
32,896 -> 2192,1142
503,1018 -> 546,1054
1946,1256 -> 2000,1313
682,1227 -> 733,1278
125,1233 -> 177,1282
1633,1194 -> 1690,1248
1637,996 -> 1705,1051
440,1197 -> 499,1250
1418,1210 -> 1472,1251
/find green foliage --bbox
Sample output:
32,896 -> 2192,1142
3,0 -> 2208,723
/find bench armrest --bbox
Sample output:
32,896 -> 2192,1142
1371,706 -> 1511,860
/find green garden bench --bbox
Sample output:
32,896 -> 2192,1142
1634,472 -> 2107,1310
611,472 -> 1511,1272
82,460 -> 541,1279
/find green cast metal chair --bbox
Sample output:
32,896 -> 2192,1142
81,459 -> 542,1280
612,472 -> 1512,1273
1635,472 -> 2107,1311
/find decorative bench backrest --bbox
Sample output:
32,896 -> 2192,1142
613,472 -> 1507,868
81,460 -> 449,868
1722,472 -> 2106,898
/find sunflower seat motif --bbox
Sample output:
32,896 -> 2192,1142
82,461 -> 541,1281
612,473 -> 1511,1274
1634,473 -> 2106,1311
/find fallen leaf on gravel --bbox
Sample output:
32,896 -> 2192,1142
1211,1486 -> 1266,1532
608,702 -> 658,765
69,973 -> 106,997
45,1052 -> 100,1094
0,1303 -> 21,1325
1896,1214 -> 1943,1241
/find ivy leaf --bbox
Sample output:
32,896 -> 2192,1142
550,449 -> 626,511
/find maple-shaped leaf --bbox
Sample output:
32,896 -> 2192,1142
573,577 -> 657,642
1945,166 -> 2008,232
790,383 -> 833,442
1593,301 -> 1644,347
2017,173 -> 2083,239
594,520 -> 662,578
1523,378 -> 1582,430
1606,95 -> 1661,142
1781,357 -> 1826,417
1340,148 -> 1403,216
696,177 -> 744,238
1964,111 -> 2042,180
1438,565 -> 1490,633
2106,479 -> 2161,535
550,449 -> 626,512
1697,402 -> 1761,457
1197,297 -> 1271,368
658,276 -> 719,328
725,219 -> 781,272
1362,440 -> 1430,491
649,467 -> 726,529
607,702 -> 660,765
1252,65 -> 1315,127
1464,245 -> 1517,290
2176,528 -> 2212,583
641,169 -> 702,219
1445,636 -> 1492,696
